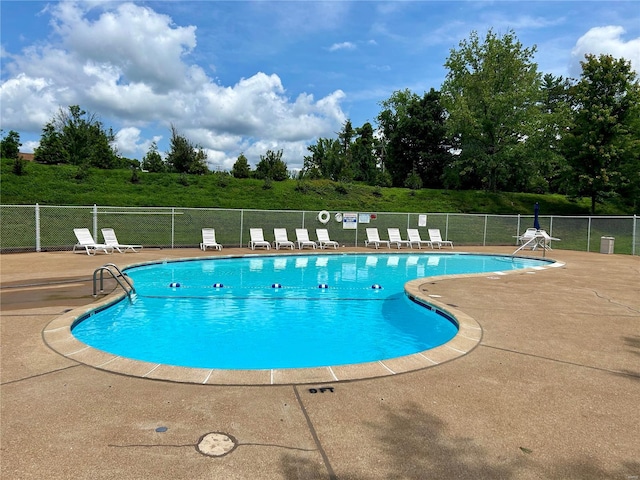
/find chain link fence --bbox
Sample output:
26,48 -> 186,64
0,204 -> 637,255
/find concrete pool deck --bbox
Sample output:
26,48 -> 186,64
1,247 -> 639,479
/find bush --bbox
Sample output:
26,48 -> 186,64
12,157 -> 26,176
404,171 -> 423,190
334,182 -> 349,194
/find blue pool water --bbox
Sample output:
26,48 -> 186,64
72,253 -> 550,369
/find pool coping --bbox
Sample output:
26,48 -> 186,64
42,252 -> 565,385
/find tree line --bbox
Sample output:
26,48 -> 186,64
2,29 -> 638,213
301,30 -> 639,213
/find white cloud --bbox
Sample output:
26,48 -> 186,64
51,2 -> 198,92
329,42 -> 357,52
571,26 -> 640,76
0,2 -> 347,171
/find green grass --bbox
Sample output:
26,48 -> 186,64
1,159 -> 635,215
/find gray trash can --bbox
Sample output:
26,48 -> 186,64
600,236 -> 615,254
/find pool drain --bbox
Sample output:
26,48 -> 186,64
197,432 -> 237,457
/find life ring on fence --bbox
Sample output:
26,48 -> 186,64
317,210 -> 331,224
334,212 -> 343,222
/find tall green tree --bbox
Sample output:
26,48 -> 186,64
562,54 -> 640,213
255,149 -> 288,181
166,125 -> 208,174
351,122 -> 378,184
34,105 -> 118,168
377,89 -> 450,188
142,141 -> 166,173
231,153 -> 251,178
377,89 -> 418,186
34,123 -> 68,164
441,29 -> 542,191
0,130 -> 21,159
302,137 -> 341,180
336,120 -> 355,181
529,74 -> 573,193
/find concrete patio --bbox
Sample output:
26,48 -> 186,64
1,247 -> 638,479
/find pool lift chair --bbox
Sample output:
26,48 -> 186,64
73,228 -> 114,255
273,228 -> 295,250
199,228 -> 222,251
249,228 -> 271,250
512,229 -> 560,256
316,228 -> 339,249
406,229 -> 433,249
364,228 -> 391,249
295,228 -> 317,249
101,228 -> 143,253
428,229 -> 454,249
387,228 -> 412,249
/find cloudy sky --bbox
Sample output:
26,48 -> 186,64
1,1 -> 639,172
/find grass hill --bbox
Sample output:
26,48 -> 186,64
1,159 -> 634,215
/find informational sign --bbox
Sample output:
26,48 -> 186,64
342,212 -> 358,229
418,214 -> 427,227
358,213 -> 371,224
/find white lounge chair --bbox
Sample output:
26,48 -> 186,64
365,228 -> 390,249
407,229 -> 433,249
249,228 -> 270,250
199,228 -> 222,251
316,228 -> 339,249
101,228 -> 143,253
295,228 -> 317,249
73,228 -> 114,255
273,228 -> 295,250
387,228 -> 411,249
428,229 -> 453,249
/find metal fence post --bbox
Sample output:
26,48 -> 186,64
633,215 -> 637,256
35,203 -> 41,252
171,208 -> 175,249
240,209 -> 244,247
93,204 -> 98,240
483,215 -> 488,246
445,214 -> 449,240
587,216 -> 591,252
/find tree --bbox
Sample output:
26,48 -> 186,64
377,89 -> 418,186
60,105 -> 117,168
33,106 -> 118,168
142,141 -> 166,173
1,130 -> 21,159
351,122 -> 378,184
302,138 -> 341,180
562,54 -> 640,213
336,120 -> 355,181
34,123 -> 68,164
401,89 -> 451,188
255,149 -> 288,181
166,125 -> 208,174
529,74 -> 573,193
441,29 -> 542,191
377,89 -> 451,187
231,153 -> 251,178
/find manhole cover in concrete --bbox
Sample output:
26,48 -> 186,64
197,432 -> 237,457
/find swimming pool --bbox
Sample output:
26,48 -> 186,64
72,253 -> 551,370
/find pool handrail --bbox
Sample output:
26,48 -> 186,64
93,263 -> 136,301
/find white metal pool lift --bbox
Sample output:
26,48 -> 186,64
512,230 -> 560,257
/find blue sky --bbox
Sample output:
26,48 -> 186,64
1,1 -> 639,172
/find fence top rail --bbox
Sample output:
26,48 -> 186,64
1,204 -> 637,220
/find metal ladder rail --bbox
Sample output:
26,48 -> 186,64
93,263 -> 136,300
